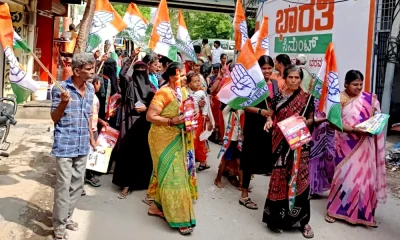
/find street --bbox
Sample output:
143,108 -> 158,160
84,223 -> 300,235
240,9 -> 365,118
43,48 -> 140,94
1,119 -> 400,240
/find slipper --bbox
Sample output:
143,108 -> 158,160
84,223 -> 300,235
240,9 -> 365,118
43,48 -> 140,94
325,215 -> 336,223
198,164 -> 211,172
239,197 -> 258,210
118,191 -> 130,199
142,198 -> 154,206
148,211 -> 165,220
178,227 -> 193,235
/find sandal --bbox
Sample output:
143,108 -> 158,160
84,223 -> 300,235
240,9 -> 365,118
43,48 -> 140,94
118,189 -> 130,199
227,175 -> 240,188
85,177 -> 101,187
269,227 -> 283,233
239,197 -> 258,210
325,215 -> 336,223
148,211 -> 165,220
301,224 -> 314,239
198,164 -> 211,172
178,227 -> 193,235
54,226 -> 69,239
142,196 -> 155,206
66,219 -> 79,231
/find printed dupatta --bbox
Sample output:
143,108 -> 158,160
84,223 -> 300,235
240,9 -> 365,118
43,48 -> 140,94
217,110 -> 244,160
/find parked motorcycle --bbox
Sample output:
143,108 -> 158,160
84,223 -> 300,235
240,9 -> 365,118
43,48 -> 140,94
0,94 -> 17,157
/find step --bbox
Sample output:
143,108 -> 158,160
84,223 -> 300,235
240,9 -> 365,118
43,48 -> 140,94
15,100 -> 52,120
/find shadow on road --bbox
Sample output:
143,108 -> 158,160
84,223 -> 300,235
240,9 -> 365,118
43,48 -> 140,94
0,197 -> 53,237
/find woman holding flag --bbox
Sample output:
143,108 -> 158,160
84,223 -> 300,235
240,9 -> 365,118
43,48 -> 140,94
263,65 -> 315,238
325,70 -> 387,227
146,62 -> 197,235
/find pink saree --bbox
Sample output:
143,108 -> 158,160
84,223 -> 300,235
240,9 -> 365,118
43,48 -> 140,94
327,91 -> 387,226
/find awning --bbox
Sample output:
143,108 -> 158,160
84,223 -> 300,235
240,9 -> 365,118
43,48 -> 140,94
37,0 -> 66,17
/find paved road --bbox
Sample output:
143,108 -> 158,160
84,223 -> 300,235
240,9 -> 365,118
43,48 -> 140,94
69,142 -> 400,240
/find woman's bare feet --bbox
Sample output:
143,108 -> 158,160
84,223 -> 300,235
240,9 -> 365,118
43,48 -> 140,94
214,179 -> 223,188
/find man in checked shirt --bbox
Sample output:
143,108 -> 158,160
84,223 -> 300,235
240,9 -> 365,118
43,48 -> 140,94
50,53 -> 97,240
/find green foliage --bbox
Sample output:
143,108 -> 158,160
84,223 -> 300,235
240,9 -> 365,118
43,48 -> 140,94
111,3 -> 255,41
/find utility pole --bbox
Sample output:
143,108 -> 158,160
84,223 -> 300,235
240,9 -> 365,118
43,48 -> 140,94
381,0 -> 400,138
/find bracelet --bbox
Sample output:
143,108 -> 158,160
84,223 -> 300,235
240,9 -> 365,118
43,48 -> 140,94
168,118 -> 172,126
258,108 -> 262,115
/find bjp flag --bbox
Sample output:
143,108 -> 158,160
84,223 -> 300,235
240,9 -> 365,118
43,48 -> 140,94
217,39 -> 268,110
0,3 -> 39,103
86,0 -> 127,52
254,16 -> 270,59
233,0 -> 248,51
148,0 -> 177,61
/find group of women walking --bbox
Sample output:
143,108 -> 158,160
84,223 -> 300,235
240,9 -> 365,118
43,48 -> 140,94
105,49 -> 387,238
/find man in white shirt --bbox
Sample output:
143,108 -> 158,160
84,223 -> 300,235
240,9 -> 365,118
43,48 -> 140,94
212,41 -> 224,64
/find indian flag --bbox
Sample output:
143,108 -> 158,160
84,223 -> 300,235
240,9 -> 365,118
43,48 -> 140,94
233,0 -> 248,51
123,3 -> 148,49
86,0 -> 127,52
217,39 -> 268,110
148,0 -> 177,61
254,16 -> 269,59
14,30 -> 31,53
0,3 -> 39,103
318,43 -> 343,130
176,10 -> 197,62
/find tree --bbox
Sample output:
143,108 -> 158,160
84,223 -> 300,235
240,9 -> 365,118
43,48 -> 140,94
74,0 -> 95,53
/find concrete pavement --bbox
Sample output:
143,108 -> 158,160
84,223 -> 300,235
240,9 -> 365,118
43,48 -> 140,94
0,120 -> 400,240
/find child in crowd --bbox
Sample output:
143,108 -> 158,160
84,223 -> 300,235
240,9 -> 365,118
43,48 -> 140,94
186,72 -> 213,171
214,103 -> 244,189
83,74 -> 109,193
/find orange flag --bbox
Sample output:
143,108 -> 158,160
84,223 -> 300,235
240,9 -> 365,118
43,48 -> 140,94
148,0 -> 177,61
233,0 -> 248,51
254,16 -> 270,59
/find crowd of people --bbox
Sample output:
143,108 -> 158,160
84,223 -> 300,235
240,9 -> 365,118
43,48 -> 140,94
49,38 -> 387,239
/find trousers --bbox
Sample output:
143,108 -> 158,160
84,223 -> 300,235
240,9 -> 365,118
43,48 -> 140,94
53,156 -> 87,229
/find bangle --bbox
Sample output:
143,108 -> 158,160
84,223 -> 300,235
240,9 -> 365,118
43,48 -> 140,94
168,118 -> 172,126
258,108 -> 262,115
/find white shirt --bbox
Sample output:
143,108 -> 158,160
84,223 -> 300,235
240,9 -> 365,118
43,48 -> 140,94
212,47 -> 224,64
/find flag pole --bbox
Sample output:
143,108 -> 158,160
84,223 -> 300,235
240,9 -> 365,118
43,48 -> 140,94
30,51 -> 64,92
97,39 -> 116,75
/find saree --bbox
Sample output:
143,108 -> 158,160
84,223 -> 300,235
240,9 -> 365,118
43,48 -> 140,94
148,86 -> 197,228
309,99 -> 336,195
327,91 -> 387,226
263,89 -> 314,230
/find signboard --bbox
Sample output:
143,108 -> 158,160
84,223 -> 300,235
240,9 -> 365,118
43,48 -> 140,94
258,0 -> 375,91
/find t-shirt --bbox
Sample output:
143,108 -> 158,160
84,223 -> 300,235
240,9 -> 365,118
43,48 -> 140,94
92,94 -> 100,132
190,89 -> 209,116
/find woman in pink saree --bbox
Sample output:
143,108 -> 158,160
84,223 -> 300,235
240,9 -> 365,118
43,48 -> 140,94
325,70 -> 387,227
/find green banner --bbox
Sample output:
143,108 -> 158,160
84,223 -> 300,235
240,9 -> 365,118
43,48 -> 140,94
274,33 -> 332,54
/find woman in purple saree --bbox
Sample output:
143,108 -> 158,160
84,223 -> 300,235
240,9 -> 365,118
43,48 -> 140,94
325,70 -> 387,227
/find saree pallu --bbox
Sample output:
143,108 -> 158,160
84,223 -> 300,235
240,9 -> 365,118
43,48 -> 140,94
309,99 -> 336,195
194,115 -> 207,163
148,91 -> 196,228
263,89 -> 313,230
327,92 -> 387,226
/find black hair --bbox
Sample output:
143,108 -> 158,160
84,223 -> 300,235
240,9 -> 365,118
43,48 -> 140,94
220,53 -> 227,60
214,41 -> 221,47
186,72 -> 198,84
115,49 -> 122,57
345,70 -> 364,84
200,62 -> 212,77
69,24 -> 75,31
92,74 -> 100,84
212,63 -> 222,70
194,45 -> 201,54
276,54 -> 292,67
283,65 -> 303,80
202,39 -> 209,44
258,55 -> 274,68
159,56 -> 173,68
161,62 -> 182,83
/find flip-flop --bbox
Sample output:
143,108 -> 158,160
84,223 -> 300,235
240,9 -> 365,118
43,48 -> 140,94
148,211 -> 165,220
118,191 -> 130,199
325,215 -> 336,223
142,198 -> 154,206
178,227 -> 193,235
301,225 -> 314,239
198,164 -> 211,172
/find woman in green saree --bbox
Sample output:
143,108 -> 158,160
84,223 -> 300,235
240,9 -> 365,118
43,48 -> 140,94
146,62 -> 197,235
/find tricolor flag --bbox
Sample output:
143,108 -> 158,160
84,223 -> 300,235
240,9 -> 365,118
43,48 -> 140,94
86,0 -> 127,52
123,3 -> 148,49
176,10 -> 197,62
318,43 -> 343,130
148,0 -> 177,61
233,0 -> 248,51
0,3 -> 39,103
14,31 -> 31,53
254,16 -> 270,59
217,39 -> 268,110
250,30 -> 259,50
